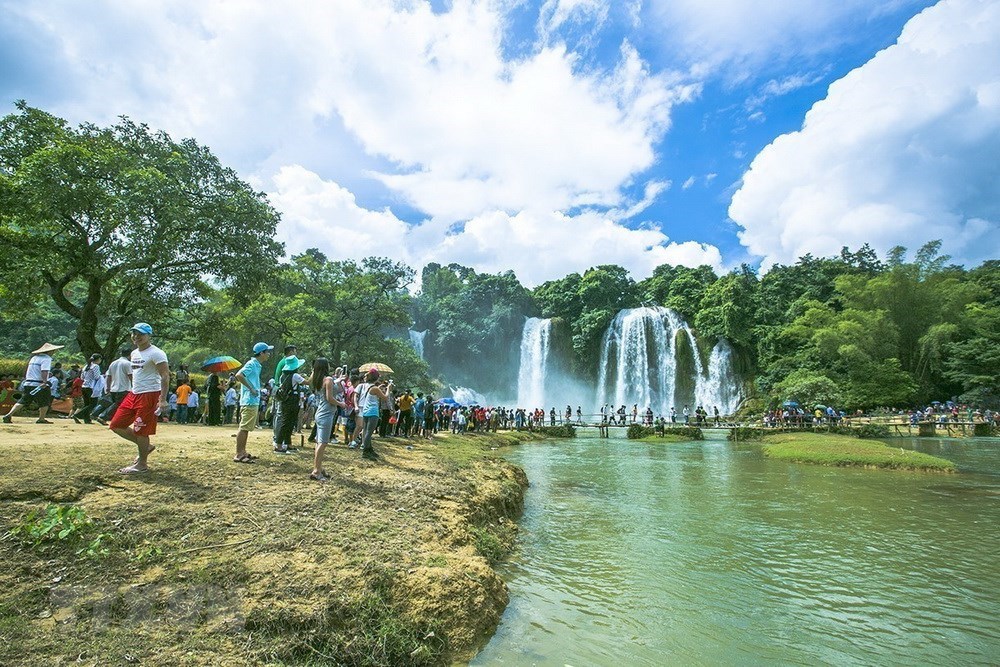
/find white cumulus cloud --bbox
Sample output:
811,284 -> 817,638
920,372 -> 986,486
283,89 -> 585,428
266,167 -> 723,287
729,0 -> 1000,269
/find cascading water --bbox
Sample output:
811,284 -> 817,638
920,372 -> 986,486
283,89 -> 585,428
451,386 -> 488,406
701,339 -> 741,415
597,307 -> 741,417
597,307 -> 682,415
516,317 -> 552,409
408,329 -> 427,360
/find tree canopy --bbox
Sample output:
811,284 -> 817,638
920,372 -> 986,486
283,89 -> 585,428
0,102 -> 282,359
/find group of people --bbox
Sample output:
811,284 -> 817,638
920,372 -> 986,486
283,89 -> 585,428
0,330 -> 474,482
595,403 -> 722,426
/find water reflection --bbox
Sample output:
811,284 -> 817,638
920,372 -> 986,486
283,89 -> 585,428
473,436 -> 1000,666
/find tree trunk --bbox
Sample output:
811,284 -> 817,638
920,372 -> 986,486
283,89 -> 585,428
75,279 -> 104,359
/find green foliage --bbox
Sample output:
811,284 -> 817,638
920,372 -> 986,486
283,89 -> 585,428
470,523 -> 517,565
10,503 -> 111,558
415,263 -> 533,393
856,423 -> 892,439
0,358 -> 26,377
531,424 -> 576,438
626,424 -> 653,439
627,424 -> 703,440
0,102 -> 282,359
774,370 -> 842,408
728,427 -> 766,442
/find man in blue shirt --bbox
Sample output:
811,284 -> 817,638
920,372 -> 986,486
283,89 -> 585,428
233,342 -> 273,463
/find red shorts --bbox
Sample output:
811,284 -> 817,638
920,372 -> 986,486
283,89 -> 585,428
109,391 -> 160,436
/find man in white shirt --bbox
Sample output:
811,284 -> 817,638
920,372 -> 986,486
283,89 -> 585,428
3,342 -> 63,424
108,323 -> 169,474
96,347 -> 133,425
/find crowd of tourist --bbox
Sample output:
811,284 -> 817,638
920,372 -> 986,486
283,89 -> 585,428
4,327 -> 997,479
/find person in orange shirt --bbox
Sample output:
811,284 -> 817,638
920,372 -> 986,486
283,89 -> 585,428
175,381 -> 192,424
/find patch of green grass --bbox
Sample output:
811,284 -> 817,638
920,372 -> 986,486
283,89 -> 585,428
763,433 -> 956,471
246,563 -> 446,666
634,433 -> 699,443
9,503 -> 113,558
469,521 -> 518,565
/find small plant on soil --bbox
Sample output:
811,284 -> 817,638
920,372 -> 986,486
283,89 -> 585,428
9,503 -> 112,558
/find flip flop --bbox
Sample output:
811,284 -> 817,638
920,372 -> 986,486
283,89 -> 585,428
132,444 -> 155,466
233,454 -> 256,463
118,465 -> 149,474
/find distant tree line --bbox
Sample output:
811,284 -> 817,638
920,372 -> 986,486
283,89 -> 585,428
2,104 -> 997,410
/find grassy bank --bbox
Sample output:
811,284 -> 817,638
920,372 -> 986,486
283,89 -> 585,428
634,433 -> 700,444
761,432 -> 956,472
0,422 -> 537,666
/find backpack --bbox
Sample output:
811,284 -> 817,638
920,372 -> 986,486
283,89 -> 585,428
275,371 -> 294,402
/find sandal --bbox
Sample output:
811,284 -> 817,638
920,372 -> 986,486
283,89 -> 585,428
309,472 -> 329,482
233,455 -> 255,463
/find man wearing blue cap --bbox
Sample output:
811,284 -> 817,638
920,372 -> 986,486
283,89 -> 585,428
108,323 -> 169,474
233,341 -> 273,462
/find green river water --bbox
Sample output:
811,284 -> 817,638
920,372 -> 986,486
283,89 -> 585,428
472,433 -> 1000,666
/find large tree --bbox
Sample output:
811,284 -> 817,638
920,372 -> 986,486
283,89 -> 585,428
0,102 -> 282,359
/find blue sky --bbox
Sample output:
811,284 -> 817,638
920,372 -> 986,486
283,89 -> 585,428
1,0 -> 997,285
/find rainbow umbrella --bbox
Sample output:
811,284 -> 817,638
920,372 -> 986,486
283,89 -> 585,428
201,355 -> 242,373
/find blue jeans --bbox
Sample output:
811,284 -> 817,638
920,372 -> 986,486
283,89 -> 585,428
177,405 -> 188,424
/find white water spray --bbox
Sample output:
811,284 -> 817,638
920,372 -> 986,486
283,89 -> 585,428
516,317 -> 551,409
408,329 -> 427,360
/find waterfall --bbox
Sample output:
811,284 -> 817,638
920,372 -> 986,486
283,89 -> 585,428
451,386 -> 488,406
701,339 -> 741,415
408,329 -> 427,360
597,307 -> 684,415
517,317 -> 552,408
596,307 -> 741,417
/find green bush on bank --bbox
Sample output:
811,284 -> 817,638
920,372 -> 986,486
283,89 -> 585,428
528,425 -> 576,438
856,423 -> 892,439
627,424 -> 703,440
728,427 -> 766,442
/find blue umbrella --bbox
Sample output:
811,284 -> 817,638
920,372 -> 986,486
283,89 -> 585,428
436,397 -> 462,407
782,400 -> 799,407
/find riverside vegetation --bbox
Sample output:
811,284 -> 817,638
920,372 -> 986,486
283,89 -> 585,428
0,424 -> 554,666
731,430 -> 956,472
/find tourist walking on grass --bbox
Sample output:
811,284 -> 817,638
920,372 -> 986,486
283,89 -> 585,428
355,369 -> 389,460
310,358 -> 345,482
109,323 -> 169,474
233,342 -> 273,463
96,347 -> 133,425
3,342 -> 63,424
71,353 -> 103,424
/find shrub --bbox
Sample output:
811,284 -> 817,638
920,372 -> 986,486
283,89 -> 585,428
0,358 -> 27,378
628,424 -> 703,440
856,423 -> 892,439
532,425 -> 575,438
627,424 -> 654,439
728,427 -> 765,442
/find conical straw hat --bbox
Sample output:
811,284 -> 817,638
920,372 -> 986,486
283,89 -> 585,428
31,343 -> 65,355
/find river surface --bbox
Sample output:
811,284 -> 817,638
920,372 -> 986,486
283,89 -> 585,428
472,434 -> 1000,666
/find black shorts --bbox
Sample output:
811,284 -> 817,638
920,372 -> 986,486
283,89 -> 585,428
18,383 -> 52,409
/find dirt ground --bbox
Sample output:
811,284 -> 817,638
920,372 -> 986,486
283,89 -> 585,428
0,418 -> 535,666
